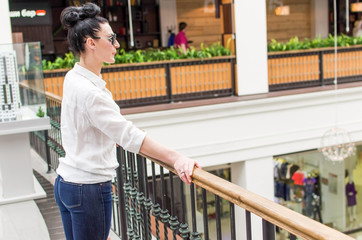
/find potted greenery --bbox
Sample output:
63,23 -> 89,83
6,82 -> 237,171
42,42 -> 235,102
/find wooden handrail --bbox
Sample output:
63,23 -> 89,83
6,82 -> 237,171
20,82 -> 62,103
44,91 -> 62,103
141,153 -> 353,240
43,89 -> 353,239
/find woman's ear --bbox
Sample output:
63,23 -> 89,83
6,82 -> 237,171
85,38 -> 97,51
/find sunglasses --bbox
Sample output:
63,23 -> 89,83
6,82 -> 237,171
93,33 -> 117,45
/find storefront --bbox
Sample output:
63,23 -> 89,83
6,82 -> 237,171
8,0 -> 233,60
274,144 -> 362,237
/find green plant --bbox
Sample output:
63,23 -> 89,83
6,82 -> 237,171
42,42 -> 233,70
267,34 -> 362,52
36,106 -> 45,118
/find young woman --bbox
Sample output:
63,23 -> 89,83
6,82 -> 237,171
174,22 -> 188,54
54,3 -> 200,240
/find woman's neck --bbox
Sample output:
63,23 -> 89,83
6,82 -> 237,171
79,55 -> 103,76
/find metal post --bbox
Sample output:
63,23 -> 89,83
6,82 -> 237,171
319,51 -> 324,86
262,219 -> 275,240
44,130 -> 51,173
246,210 -> 252,240
127,0 -> 134,48
116,147 -> 128,240
202,189 -> 209,240
230,58 -> 236,95
166,63 -> 173,103
230,203 -> 236,240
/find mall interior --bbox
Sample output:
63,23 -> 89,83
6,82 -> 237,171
3,0 -> 362,240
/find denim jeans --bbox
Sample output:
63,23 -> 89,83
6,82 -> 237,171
54,175 -> 112,240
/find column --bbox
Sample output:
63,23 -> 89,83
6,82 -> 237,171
310,0 -> 329,39
234,0 -> 268,96
159,0 -> 178,47
231,156 -> 274,240
0,0 -> 12,44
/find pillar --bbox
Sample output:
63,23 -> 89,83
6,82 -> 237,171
231,156 -> 274,240
234,0 -> 268,96
159,0 -> 178,47
311,0 -> 329,39
0,0 -> 12,44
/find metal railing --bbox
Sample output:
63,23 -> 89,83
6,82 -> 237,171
27,92 -> 356,240
268,46 -> 362,91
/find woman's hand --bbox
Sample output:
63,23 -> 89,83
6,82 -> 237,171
139,136 -> 201,185
174,156 -> 201,185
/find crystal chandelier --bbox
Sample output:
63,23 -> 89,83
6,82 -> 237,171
320,127 -> 355,162
319,0 -> 356,162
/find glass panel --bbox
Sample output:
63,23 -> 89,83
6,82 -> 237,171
0,41 -> 45,123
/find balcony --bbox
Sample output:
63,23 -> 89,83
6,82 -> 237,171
1,40 -> 358,239
4,38 -> 362,240
16,76 -> 360,239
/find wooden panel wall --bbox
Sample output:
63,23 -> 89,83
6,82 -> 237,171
176,0 -> 222,48
266,0 -> 311,43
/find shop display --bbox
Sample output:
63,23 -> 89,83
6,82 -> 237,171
346,171 -> 357,222
0,51 -> 21,122
274,158 -> 322,223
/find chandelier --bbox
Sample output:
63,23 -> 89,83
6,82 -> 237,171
320,127 -> 355,162
319,0 -> 356,162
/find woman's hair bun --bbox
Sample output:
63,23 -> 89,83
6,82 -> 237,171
80,3 -> 101,19
61,3 -> 101,29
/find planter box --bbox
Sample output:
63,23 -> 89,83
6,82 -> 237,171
43,56 -> 236,107
268,46 -> 362,90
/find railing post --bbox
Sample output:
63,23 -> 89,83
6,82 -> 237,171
166,63 -> 173,103
231,58 -> 236,95
319,51 -> 324,86
230,203 -> 236,240
116,147 -> 129,240
44,130 -> 52,173
262,219 -> 275,240
245,210 -> 252,240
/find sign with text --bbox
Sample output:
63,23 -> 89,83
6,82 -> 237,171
10,2 -> 52,25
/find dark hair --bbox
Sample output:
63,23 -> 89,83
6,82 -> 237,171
60,3 -> 108,54
179,22 -> 187,32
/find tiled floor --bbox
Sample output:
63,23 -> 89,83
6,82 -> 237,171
33,171 -> 65,240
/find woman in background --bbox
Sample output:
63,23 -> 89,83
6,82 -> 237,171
54,3 -> 199,240
174,22 -> 188,54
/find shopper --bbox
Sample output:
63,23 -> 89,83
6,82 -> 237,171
54,3 -> 200,240
174,22 -> 188,54
353,19 -> 362,37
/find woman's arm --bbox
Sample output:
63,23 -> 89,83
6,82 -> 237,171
180,43 -> 187,54
139,135 -> 200,185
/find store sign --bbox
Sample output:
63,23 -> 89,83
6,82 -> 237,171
10,2 -> 52,25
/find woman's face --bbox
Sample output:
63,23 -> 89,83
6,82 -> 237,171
93,23 -> 120,64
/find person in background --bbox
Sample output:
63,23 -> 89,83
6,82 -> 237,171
353,18 -> 362,37
174,22 -> 188,54
346,171 -> 357,222
54,3 -> 200,240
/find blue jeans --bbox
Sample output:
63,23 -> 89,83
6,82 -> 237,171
54,175 -> 112,240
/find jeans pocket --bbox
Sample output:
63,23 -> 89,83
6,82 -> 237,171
59,179 -> 82,209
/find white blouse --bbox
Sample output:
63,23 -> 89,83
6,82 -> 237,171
56,63 -> 146,183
